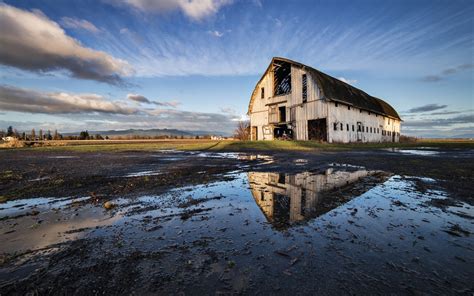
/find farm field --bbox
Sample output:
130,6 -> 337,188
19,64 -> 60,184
0,144 -> 473,294
2,138 -> 473,152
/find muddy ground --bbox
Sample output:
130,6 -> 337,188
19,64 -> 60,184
0,147 -> 473,295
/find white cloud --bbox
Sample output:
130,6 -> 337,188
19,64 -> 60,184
60,17 -> 101,33
0,85 -> 137,115
0,3 -> 132,85
110,0 -> 233,21
337,77 -> 357,85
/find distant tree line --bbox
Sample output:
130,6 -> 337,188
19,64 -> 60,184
0,126 -> 107,141
0,126 -> 63,141
0,126 -> 229,141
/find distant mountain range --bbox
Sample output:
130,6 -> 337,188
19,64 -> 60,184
411,133 -> 474,139
62,128 -> 230,137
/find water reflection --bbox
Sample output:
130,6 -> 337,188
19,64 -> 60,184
248,168 -> 385,228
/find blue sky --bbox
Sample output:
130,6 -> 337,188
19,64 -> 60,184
0,0 -> 473,137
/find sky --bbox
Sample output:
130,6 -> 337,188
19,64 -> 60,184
0,0 -> 473,137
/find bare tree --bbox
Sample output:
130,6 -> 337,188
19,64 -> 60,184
234,120 -> 250,140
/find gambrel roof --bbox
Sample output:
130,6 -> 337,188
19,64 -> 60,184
248,57 -> 401,120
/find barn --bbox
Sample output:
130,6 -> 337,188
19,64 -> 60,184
248,57 -> 401,143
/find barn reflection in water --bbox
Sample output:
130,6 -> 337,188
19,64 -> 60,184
248,168 -> 386,228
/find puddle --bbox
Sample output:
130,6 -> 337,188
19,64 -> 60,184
384,148 -> 440,156
0,196 -> 119,253
123,170 -> 162,177
1,164 -> 473,293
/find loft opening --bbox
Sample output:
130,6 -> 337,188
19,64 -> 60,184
273,61 -> 291,96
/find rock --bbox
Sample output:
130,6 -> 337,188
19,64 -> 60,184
103,201 -> 115,209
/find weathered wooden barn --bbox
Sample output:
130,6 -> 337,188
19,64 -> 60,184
248,57 -> 401,142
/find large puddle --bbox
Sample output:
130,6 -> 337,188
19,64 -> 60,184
1,160 -> 473,293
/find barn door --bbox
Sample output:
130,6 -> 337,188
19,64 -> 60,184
251,126 -> 258,140
308,119 -> 327,141
357,122 -> 362,142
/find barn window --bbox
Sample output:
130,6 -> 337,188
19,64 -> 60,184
273,61 -> 291,96
352,125 -> 355,131
346,124 -> 349,131
302,74 -> 307,103
366,127 -> 368,132
370,127 -> 372,133
340,123 -> 343,130
261,87 -> 265,99
333,123 -> 337,131
360,109 -> 362,113
335,102 -> 338,107
348,106 -> 351,110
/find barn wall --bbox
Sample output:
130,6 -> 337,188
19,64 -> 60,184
249,70 -> 274,140
327,102 -> 400,143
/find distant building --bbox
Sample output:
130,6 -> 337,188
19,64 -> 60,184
2,136 -> 16,142
211,135 -> 223,140
248,57 -> 401,142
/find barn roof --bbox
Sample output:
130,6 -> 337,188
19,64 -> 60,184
248,57 -> 401,120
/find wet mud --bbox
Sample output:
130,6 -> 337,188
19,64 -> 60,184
0,148 -> 473,295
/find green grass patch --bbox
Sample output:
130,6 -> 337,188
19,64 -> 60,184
0,139 -> 472,153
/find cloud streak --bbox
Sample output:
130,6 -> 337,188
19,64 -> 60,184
0,3 -> 132,85
421,63 -> 473,82
403,114 -> 474,128
406,104 -> 447,113
61,17 -> 101,33
127,93 -> 180,107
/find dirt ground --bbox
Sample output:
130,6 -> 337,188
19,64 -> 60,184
0,147 -> 473,295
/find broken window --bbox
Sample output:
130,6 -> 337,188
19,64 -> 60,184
333,123 -> 337,131
261,87 -> 265,99
278,173 -> 285,184
273,61 -> 291,96
302,74 -> 307,103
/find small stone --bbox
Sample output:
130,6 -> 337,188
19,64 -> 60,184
103,201 -> 115,209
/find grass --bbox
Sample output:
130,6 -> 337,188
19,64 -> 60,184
0,138 -> 473,153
